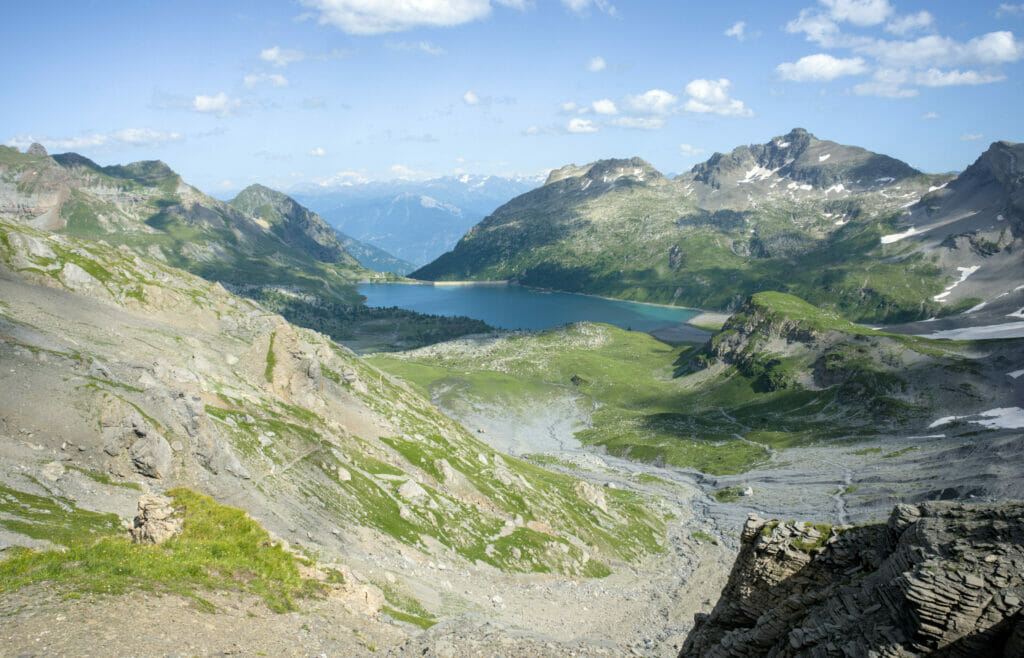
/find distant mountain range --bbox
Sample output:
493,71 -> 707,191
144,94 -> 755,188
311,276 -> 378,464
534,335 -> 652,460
414,128 -> 1024,325
294,174 -> 541,268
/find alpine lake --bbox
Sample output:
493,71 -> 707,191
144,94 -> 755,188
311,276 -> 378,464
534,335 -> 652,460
357,282 -> 700,333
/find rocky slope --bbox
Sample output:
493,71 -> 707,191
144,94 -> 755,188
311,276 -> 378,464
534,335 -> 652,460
0,217 -> 672,616
681,501 -> 1024,657
414,129 -> 1023,324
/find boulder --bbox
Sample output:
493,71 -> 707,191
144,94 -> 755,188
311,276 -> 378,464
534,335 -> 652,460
573,481 -> 608,513
130,493 -> 182,544
129,435 -> 173,479
26,142 -> 48,157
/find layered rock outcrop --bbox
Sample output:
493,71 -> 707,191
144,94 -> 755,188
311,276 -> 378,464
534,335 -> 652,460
681,502 -> 1024,657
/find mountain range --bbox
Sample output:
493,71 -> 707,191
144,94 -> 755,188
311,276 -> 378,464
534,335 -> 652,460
414,128 -> 1024,326
294,174 -> 541,268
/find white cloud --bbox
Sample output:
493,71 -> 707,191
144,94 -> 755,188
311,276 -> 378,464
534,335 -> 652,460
524,125 -> 541,135
776,53 -> 867,81
609,117 -> 665,130
997,4 -> 1024,17
961,133 -> 985,141
820,0 -> 892,26
725,21 -> 747,41
587,55 -> 607,72
567,118 -> 598,133
915,68 -> 1005,86
243,72 -> 289,88
301,0 -> 526,35
786,9 -> 841,45
851,68 -> 918,97
8,129 -> 183,151
309,147 -> 327,156
623,89 -> 677,115
562,0 -> 616,16
884,10 -> 933,35
683,79 -> 753,117
921,111 -> 940,120
260,46 -> 307,67
463,90 -> 481,105
860,31 -> 1024,68
592,98 -> 618,115
386,40 -> 446,55
560,101 -> 581,114
679,143 -> 705,157
193,92 -> 242,116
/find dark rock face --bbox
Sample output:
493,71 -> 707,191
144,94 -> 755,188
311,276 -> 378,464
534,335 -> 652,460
680,502 -> 1024,657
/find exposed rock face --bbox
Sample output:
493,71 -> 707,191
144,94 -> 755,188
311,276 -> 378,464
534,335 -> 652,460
26,143 -> 48,157
680,502 -> 1024,657
130,494 -> 183,544
129,434 -> 173,479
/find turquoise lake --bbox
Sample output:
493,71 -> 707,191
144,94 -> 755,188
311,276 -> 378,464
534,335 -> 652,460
357,283 -> 699,332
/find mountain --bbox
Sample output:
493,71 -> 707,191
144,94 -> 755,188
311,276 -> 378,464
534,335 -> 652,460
0,215 -> 663,611
0,145 -> 494,350
227,183 -> 358,266
412,129 -> 1018,325
681,501 -> 1024,657
226,183 -> 414,274
0,144 -> 369,307
336,230 -> 416,274
294,174 -> 541,266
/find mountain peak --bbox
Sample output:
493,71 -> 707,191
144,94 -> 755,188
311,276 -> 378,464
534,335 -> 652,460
690,129 -> 918,190
544,157 -> 662,186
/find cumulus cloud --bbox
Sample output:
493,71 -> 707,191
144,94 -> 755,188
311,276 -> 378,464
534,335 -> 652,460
8,129 -> 183,151
820,0 -> 893,26
683,79 -> 753,117
587,55 -> 607,72
300,0 -> 526,35
567,118 -> 598,133
463,90 -> 481,105
679,143 -> 705,157
243,72 -> 289,88
524,124 -> 542,135
560,101 -> 582,114
592,99 -> 618,115
623,89 -> 677,115
193,93 -> 242,116
884,10 -> 933,35
921,111 -> 940,120
608,117 -> 665,130
915,68 -> 1005,86
309,147 -> 327,156
776,53 -> 867,81
725,21 -> 747,41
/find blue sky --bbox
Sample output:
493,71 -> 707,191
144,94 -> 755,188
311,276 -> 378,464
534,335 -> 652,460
4,1 -> 1023,193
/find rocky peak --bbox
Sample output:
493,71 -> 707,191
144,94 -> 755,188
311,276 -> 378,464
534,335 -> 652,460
690,128 -> 919,190
544,157 -> 663,187
26,142 -> 48,157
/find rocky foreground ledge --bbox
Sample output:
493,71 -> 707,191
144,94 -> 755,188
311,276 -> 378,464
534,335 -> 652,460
681,502 -> 1024,657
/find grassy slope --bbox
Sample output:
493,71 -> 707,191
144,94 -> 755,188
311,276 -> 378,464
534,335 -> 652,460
372,293 -> 1013,475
